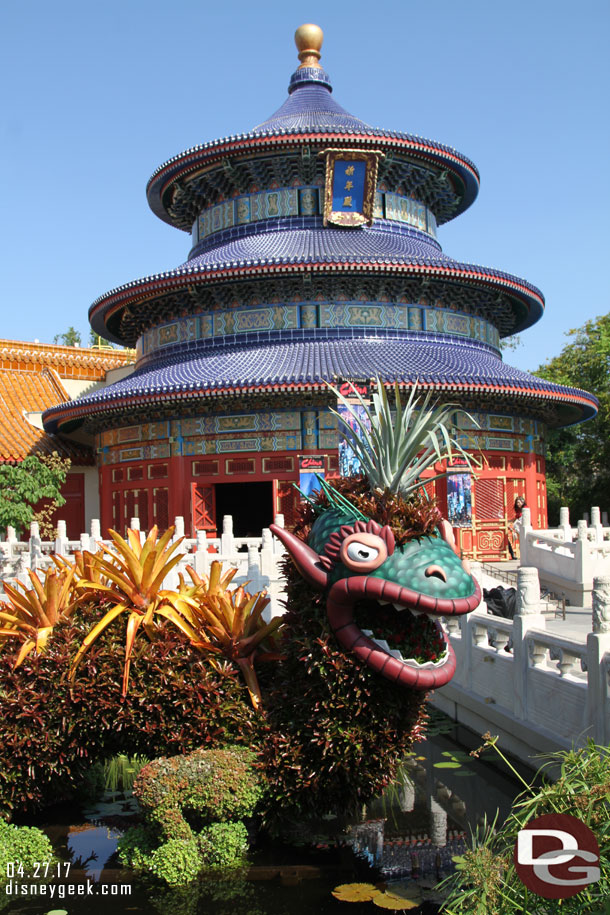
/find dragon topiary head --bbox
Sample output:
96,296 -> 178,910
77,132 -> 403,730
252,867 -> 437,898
271,380 -> 481,691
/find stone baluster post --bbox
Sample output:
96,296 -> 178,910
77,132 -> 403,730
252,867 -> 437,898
247,544 -> 262,594
54,520 -> 68,557
591,506 -> 603,544
193,529 -> 210,578
559,507 -> 572,543
260,527 -> 274,578
174,516 -> 185,540
29,521 -> 42,571
272,513 -> 285,554
6,526 -> 17,544
586,576 -> 610,745
80,533 -> 89,552
90,519 -> 101,553
512,567 -> 547,720
6,526 -> 17,565
221,515 -> 234,557
428,797 -> 448,847
577,520 -> 588,541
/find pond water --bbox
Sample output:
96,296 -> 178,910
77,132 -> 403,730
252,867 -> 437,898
3,707 -> 536,915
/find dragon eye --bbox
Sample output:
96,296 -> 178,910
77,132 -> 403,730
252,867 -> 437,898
346,542 -> 379,563
340,532 -> 388,572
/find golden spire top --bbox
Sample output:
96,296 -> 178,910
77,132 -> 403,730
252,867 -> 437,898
294,23 -> 324,69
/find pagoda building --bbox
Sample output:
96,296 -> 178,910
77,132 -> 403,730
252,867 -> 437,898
43,25 -> 597,560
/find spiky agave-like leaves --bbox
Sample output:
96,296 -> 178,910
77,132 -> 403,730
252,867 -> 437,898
328,379 -> 480,496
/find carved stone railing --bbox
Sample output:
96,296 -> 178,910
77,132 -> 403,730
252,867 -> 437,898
433,569 -> 610,764
0,515 -> 288,618
519,506 -> 610,605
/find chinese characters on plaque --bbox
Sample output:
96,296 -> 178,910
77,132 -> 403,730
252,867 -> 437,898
321,149 -> 384,227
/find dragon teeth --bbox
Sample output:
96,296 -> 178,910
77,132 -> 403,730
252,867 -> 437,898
362,629 -> 373,637
393,601 -> 405,611
409,607 -> 426,617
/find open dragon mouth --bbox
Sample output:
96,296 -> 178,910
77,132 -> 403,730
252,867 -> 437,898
326,575 -> 481,690
354,598 -> 448,667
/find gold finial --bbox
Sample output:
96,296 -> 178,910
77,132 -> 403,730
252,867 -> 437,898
294,23 -> 323,69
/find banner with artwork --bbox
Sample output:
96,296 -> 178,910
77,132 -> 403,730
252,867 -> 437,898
336,383 -> 371,477
298,455 -> 325,498
447,471 -> 472,527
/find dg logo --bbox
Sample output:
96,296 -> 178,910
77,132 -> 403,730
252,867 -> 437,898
514,813 -> 601,899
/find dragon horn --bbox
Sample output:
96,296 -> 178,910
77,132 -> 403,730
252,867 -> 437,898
270,525 -> 329,590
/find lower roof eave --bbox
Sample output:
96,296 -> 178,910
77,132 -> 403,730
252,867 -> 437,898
43,379 -> 598,435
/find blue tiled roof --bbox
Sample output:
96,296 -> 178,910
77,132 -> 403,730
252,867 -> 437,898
251,67 -> 369,133
146,66 -> 480,227
43,336 -> 598,431
88,223 -> 545,343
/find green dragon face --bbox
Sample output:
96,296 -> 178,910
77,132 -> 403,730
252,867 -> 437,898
271,507 -> 481,690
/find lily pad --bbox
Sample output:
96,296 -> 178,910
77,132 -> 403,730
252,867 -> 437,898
373,890 -> 421,909
433,761 -> 461,768
332,882 -> 381,902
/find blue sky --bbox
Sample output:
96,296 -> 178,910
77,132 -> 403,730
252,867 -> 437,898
1,0 -> 608,373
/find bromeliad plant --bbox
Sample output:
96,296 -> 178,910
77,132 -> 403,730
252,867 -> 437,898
178,563 -> 284,711
0,565 -> 80,666
69,525 -> 197,697
328,378 -> 480,495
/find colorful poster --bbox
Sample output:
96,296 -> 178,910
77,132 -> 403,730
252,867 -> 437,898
447,472 -> 472,527
337,399 -> 371,478
298,455 -> 325,498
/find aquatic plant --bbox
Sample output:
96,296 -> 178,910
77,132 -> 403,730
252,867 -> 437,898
438,737 -> 610,914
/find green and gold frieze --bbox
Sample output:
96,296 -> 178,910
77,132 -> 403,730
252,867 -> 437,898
136,301 -> 501,360
191,186 -> 438,247
96,407 -> 544,466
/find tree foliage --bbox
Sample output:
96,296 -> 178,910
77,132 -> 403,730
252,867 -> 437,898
53,326 -> 82,347
0,453 -> 70,538
535,313 -> 610,524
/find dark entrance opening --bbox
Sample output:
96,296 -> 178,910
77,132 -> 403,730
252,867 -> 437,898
214,481 -> 274,537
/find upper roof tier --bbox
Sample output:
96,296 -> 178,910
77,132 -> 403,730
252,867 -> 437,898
146,26 -> 480,231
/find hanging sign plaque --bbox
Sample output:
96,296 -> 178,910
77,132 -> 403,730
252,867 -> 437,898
321,149 -> 384,227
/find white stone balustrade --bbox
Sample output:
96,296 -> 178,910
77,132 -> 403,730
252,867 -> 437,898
0,515 -> 288,617
433,568 -> 610,765
519,505 -> 610,605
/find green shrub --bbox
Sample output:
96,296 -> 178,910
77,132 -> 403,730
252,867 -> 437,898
134,747 -> 263,842
149,837 -> 200,886
117,823 -> 157,872
198,821 -> 248,868
0,819 -> 55,876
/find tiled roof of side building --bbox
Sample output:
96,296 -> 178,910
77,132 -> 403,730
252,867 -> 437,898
43,336 -> 598,432
0,368 -> 93,463
0,340 -> 135,381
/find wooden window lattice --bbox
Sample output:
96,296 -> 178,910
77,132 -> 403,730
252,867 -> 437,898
474,478 -> 505,521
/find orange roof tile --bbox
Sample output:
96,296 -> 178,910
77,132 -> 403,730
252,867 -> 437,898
0,339 -> 135,382
0,368 -> 93,464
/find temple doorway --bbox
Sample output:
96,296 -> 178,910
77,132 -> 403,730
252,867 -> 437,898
214,481 -> 274,537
